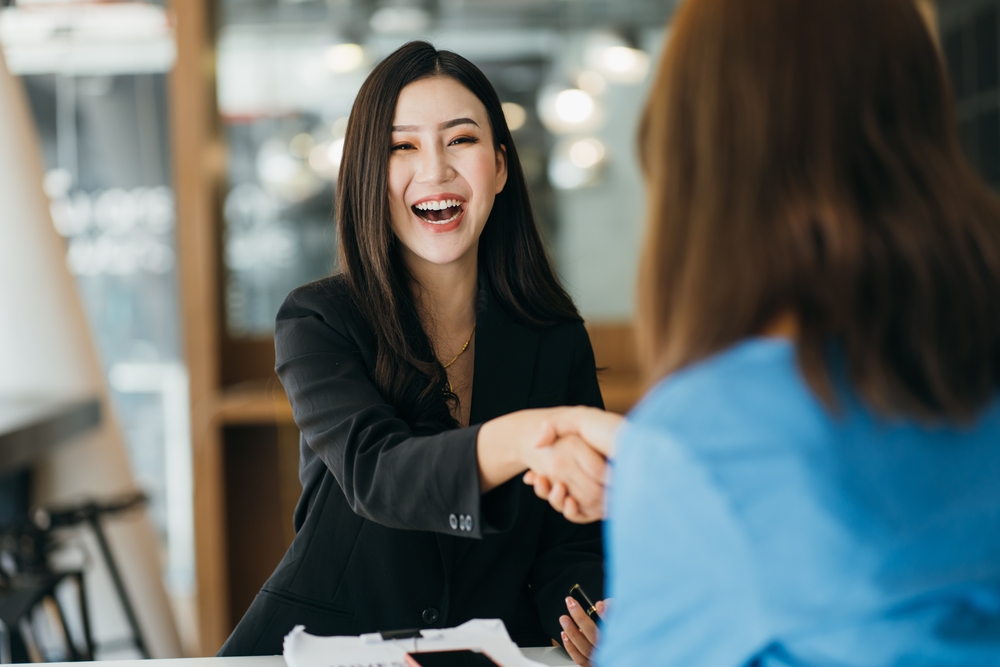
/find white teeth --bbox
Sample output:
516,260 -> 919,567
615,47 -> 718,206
414,199 -> 462,211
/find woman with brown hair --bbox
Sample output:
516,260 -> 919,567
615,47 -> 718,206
591,0 -> 1000,664
219,41 -> 619,660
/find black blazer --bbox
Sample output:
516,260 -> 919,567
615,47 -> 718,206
219,275 -> 605,655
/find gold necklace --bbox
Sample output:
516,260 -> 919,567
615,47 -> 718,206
442,325 -> 476,394
442,325 -> 476,369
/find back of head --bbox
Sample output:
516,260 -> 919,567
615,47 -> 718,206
637,0 -> 1000,421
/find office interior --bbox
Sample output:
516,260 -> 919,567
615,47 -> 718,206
0,0 -> 988,661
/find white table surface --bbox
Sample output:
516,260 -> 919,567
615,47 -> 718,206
26,646 -> 575,667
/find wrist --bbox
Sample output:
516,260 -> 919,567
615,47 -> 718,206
477,413 -> 532,493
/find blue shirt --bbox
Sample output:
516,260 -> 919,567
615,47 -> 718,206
597,339 -> 1000,667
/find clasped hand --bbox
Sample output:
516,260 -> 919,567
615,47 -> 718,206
519,407 -> 622,523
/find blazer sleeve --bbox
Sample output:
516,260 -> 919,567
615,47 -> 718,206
274,283 -> 486,538
529,323 -> 606,642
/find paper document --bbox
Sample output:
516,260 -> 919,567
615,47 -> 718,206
283,619 -> 558,667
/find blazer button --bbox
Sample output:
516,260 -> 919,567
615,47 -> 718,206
449,514 -> 458,530
422,607 -> 439,624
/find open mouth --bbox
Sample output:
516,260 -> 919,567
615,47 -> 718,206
412,198 -> 465,225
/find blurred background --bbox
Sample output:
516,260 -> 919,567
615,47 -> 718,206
0,0 -> 986,659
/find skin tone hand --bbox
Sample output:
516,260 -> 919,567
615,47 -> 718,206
559,597 -> 608,667
522,409 -> 623,522
477,407 -> 611,519
522,433 -> 606,522
532,406 -> 622,459
525,464 -> 596,523
478,406 -> 622,521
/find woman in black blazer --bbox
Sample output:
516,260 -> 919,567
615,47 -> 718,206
219,41 -> 618,663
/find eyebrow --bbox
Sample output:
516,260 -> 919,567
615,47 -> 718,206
391,117 -> 480,132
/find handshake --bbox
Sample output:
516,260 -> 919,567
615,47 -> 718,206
479,407 -> 624,524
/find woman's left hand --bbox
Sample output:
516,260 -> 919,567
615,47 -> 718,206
559,596 -> 607,666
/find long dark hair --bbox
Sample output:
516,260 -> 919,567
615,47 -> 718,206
637,0 -> 1000,421
337,41 -> 579,433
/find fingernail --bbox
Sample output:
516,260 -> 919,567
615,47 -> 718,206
596,600 -> 604,613
561,631 -> 568,643
559,615 -> 571,629
566,596 -> 577,609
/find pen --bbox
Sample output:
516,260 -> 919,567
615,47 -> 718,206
568,583 -> 602,626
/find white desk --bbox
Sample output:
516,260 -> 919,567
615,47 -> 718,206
27,647 -> 575,667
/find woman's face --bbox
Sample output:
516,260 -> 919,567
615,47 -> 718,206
388,76 -> 507,270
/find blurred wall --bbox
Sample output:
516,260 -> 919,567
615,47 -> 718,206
555,30 -> 663,321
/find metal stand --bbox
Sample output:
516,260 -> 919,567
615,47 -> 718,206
0,492 -> 148,662
85,513 -> 148,658
0,570 -> 92,663
70,572 -> 94,661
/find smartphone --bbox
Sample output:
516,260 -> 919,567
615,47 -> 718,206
404,650 -> 502,667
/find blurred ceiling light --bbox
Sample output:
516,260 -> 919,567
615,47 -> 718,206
257,138 -> 325,201
370,6 -> 431,34
325,43 -> 364,73
538,86 -> 602,134
501,102 -> 527,132
328,138 -> 346,169
548,159 -> 588,190
576,70 -> 606,96
44,168 -> 74,199
584,31 -> 650,85
289,133 -> 315,158
66,236 -> 176,276
225,227 -> 297,271
555,89 -> 594,124
309,143 -> 333,173
332,115 -> 350,138
548,136 -> 607,190
308,138 -> 345,181
568,138 -> 605,169
257,141 -> 301,186
599,46 -> 649,84
94,188 -> 140,234
50,191 -> 94,237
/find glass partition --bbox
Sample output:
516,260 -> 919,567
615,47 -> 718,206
215,0 -> 674,335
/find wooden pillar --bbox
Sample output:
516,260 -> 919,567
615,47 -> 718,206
916,0 -> 939,40
168,0 -> 229,655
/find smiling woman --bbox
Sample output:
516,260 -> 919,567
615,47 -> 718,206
388,78 -> 506,294
217,41 -> 621,664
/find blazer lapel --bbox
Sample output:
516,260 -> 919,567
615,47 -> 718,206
440,281 -> 539,569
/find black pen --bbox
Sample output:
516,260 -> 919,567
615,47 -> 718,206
569,583 -> 602,626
